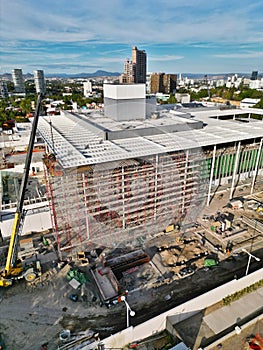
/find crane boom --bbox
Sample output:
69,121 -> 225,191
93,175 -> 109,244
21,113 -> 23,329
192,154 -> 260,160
0,93 -> 43,287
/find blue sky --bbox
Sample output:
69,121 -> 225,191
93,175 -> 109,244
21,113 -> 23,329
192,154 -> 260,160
0,0 -> 263,75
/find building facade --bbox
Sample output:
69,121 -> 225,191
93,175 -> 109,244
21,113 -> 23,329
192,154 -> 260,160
163,74 -> 177,94
251,71 -> 258,80
150,73 -> 164,94
150,73 -> 177,94
132,46 -> 147,84
120,46 -> 147,85
12,69 -> 25,94
83,81 -> 92,97
34,70 -> 46,94
119,60 -> 135,84
0,80 -> 9,98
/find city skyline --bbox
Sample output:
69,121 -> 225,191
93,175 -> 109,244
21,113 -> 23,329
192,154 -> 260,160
0,0 -> 262,75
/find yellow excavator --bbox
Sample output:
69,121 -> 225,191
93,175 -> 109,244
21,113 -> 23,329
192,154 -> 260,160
0,93 -> 43,287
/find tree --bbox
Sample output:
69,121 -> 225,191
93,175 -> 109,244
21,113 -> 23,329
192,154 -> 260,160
254,98 -> 263,110
19,97 -> 33,115
167,94 -> 177,104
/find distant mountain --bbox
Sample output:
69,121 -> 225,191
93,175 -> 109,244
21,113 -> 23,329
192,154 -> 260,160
1,71 -> 259,80
0,73 -> 12,79
0,70 -> 120,80
45,70 -> 121,78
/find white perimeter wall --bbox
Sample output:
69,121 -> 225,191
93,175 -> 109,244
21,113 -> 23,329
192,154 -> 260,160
101,268 -> 263,349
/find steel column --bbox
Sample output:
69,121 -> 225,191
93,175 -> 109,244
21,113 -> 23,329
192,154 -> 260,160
230,141 -> 241,199
250,139 -> 263,194
207,145 -> 216,206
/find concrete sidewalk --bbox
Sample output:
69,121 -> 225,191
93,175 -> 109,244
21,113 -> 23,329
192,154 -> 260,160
204,286 -> 263,334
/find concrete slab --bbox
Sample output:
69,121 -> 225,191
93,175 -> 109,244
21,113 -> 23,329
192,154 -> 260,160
69,278 -> 81,290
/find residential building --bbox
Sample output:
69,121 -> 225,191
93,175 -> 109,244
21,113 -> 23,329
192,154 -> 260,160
132,46 -> 147,84
150,73 -> 164,94
0,80 -> 9,98
150,73 -> 177,94
120,46 -> 147,84
251,71 -> 258,80
34,70 -> 46,94
146,73 -> 152,94
83,81 -> 92,97
11,68 -> 25,94
119,60 -> 134,84
162,74 -> 177,94
249,79 -> 263,90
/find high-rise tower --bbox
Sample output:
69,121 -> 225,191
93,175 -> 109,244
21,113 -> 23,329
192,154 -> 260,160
12,69 -> 25,94
119,59 -> 135,84
251,71 -> 258,81
120,46 -> 147,84
132,46 -> 146,84
34,70 -> 46,94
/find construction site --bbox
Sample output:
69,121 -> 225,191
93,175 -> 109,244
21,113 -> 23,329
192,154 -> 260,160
0,86 -> 263,349
37,87 -> 263,257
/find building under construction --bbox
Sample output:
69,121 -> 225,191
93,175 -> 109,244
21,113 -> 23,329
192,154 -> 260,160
37,84 -> 263,256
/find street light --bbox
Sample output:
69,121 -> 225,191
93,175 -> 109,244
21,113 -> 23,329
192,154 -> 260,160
242,248 -> 261,276
121,296 -> 135,328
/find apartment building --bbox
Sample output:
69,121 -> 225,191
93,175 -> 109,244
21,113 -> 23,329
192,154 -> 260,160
120,46 -> 147,84
150,73 -> 177,94
34,70 -> 46,94
12,68 -> 25,94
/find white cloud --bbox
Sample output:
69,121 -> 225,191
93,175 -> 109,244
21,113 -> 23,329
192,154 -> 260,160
151,55 -> 184,61
214,51 -> 263,59
1,0 -> 262,45
1,0 -> 262,73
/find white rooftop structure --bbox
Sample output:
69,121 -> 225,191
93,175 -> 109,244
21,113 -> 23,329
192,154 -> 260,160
104,83 -> 145,99
36,107 -> 263,169
240,98 -> 260,109
104,83 -> 146,121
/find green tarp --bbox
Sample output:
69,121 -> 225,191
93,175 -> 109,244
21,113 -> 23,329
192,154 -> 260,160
204,259 -> 217,267
67,268 -> 90,284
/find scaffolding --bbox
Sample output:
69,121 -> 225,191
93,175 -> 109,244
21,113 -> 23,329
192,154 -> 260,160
38,110 -> 263,257
44,149 -> 205,257
43,142 -> 263,257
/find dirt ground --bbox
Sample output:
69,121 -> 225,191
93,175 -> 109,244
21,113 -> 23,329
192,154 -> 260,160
0,185 -> 262,349
0,266 -> 88,349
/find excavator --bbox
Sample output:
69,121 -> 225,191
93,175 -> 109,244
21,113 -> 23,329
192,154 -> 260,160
0,93 -> 43,287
